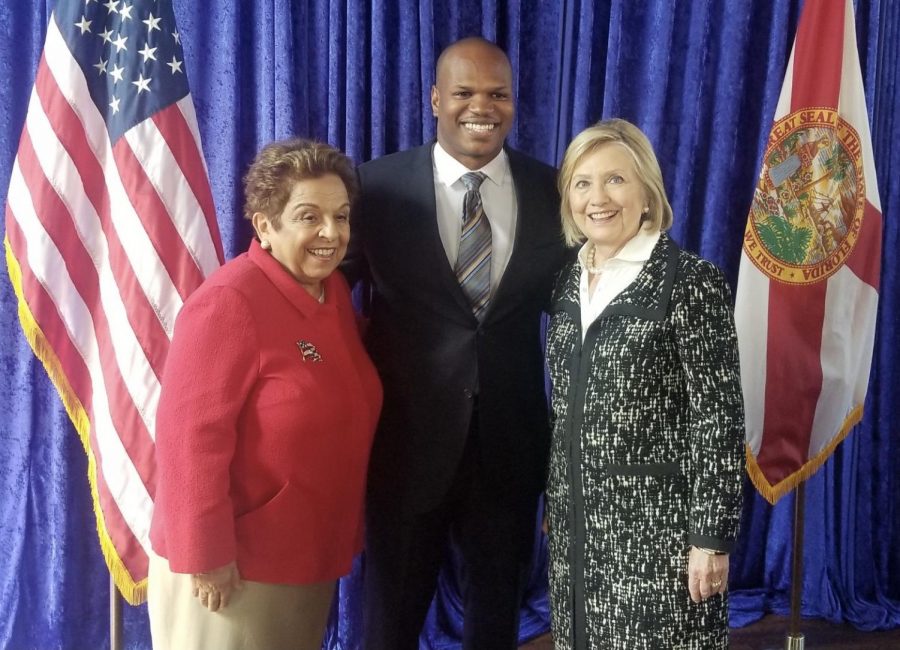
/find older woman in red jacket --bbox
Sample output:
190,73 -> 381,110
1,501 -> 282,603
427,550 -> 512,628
147,139 -> 382,650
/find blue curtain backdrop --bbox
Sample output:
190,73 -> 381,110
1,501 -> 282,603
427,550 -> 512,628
1,0 -> 898,648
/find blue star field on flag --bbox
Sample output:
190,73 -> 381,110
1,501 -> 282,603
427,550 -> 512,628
55,0 -> 190,142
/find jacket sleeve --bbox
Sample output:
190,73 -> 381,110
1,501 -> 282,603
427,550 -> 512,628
154,285 -> 259,573
674,260 -> 745,553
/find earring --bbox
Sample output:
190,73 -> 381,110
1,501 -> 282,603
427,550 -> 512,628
260,239 -> 272,251
642,206 -> 650,213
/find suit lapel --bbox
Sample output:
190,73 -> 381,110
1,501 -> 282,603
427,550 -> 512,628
407,142 -> 477,316
482,148 -> 543,321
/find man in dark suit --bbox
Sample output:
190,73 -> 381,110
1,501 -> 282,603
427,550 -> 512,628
344,37 -> 566,649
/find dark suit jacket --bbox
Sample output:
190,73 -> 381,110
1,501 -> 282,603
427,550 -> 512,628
344,142 -> 567,516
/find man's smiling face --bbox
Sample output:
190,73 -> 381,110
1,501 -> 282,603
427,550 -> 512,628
430,40 -> 514,170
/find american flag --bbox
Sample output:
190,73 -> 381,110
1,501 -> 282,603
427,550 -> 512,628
4,0 -> 223,603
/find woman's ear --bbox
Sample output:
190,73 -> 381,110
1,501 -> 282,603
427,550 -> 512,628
251,212 -> 269,240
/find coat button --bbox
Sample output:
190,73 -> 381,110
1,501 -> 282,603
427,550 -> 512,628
463,388 -> 474,399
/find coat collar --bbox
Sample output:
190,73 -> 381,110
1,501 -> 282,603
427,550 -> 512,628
554,232 -> 680,324
247,238 -> 338,317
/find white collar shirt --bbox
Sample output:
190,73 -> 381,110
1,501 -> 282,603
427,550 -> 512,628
432,142 -> 517,293
577,226 -> 661,340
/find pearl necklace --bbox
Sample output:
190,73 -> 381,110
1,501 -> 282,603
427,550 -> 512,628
586,245 -> 605,275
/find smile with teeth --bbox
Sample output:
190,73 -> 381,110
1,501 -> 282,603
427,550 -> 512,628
463,122 -> 497,133
587,210 -> 618,224
308,248 -> 336,259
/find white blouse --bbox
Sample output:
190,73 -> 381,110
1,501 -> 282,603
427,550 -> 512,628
577,227 -> 661,340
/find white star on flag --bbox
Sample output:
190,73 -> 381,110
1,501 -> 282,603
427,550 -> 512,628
138,43 -> 157,62
143,12 -> 161,32
75,16 -> 92,34
132,72 -> 151,93
109,62 -> 124,82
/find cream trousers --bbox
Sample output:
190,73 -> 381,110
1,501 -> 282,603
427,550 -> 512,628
148,552 -> 335,650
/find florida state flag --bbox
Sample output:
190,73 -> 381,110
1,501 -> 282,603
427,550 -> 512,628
736,0 -> 882,504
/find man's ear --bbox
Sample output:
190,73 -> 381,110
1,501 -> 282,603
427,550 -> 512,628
430,85 -> 439,117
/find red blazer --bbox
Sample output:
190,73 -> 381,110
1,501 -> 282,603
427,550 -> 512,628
150,240 -> 382,584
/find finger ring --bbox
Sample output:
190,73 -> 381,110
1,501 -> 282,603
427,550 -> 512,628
711,580 -> 722,588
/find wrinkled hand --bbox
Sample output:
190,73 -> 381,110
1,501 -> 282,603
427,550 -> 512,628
191,561 -> 242,612
687,547 -> 728,603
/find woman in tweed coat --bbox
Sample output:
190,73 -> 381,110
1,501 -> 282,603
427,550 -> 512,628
545,119 -> 744,649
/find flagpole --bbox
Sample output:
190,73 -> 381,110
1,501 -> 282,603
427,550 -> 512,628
785,483 -> 806,650
110,575 -> 123,650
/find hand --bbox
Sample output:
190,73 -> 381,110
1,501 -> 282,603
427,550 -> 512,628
191,561 -> 242,612
687,546 -> 728,603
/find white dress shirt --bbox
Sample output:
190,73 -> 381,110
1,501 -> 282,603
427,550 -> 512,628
578,226 -> 661,339
432,142 -> 518,293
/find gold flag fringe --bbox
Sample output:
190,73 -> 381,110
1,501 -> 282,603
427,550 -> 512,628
745,404 -> 864,505
5,236 -> 148,605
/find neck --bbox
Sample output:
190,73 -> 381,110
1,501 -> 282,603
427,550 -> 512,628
300,280 -> 323,300
590,242 -> 624,268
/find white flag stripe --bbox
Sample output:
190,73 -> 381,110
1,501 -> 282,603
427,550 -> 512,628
25,95 -> 161,433
838,8 -> 882,211
177,96 -> 213,178
735,255 -> 769,457
42,21 -> 184,328
123,121 -> 220,278
773,48 -> 795,122
810,267 -> 878,457
7,162 -> 155,553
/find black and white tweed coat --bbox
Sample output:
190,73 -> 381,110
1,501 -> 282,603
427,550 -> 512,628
545,233 -> 744,649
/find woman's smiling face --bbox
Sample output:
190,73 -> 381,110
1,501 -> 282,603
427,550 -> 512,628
568,142 -> 648,261
254,173 -> 350,297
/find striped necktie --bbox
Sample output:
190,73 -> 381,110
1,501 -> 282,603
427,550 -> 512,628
455,172 -> 492,320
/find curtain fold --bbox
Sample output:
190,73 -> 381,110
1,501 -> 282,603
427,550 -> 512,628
1,1 -> 898,648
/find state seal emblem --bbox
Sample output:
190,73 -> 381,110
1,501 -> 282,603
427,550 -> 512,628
743,107 -> 866,284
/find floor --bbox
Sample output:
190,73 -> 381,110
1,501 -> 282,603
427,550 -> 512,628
520,615 -> 900,649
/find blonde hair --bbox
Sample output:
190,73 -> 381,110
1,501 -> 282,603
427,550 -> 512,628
558,118 -> 673,247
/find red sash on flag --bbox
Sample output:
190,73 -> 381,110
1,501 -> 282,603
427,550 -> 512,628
4,0 -> 223,603
737,0 -> 882,504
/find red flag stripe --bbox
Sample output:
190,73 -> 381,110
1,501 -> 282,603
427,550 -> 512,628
33,59 -> 171,380
90,443 -> 153,579
792,0 -> 844,109
111,138 -> 206,300
13,136 -> 158,493
7,165 -> 156,553
5,208 -> 95,418
756,0 -> 845,486
125,113 -> 220,278
41,25 -> 185,334
757,282 -> 827,484
23,87 -> 164,432
7,191 -> 154,555
152,102 -> 225,265
6,221 -> 145,569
